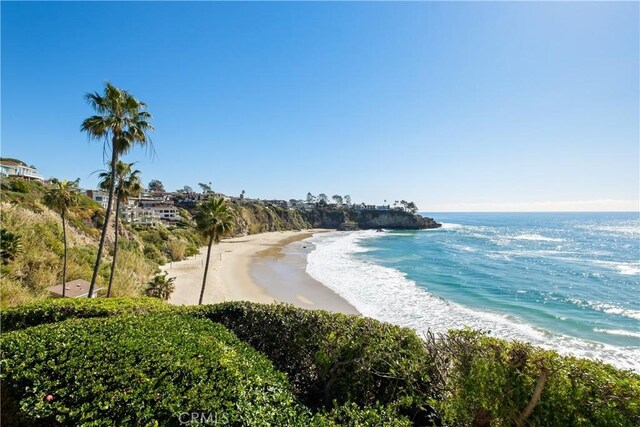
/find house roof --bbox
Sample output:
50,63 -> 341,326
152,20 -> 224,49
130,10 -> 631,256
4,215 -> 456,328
0,158 -> 28,167
48,279 -> 101,298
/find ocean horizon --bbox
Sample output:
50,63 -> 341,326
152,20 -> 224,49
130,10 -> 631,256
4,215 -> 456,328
305,211 -> 640,372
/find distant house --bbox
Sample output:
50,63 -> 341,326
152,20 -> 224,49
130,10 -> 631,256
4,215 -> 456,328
86,190 -> 109,209
48,279 -> 101,298
264,200 -> 289,208
0,158 -> 44,182
122,205 -> 162,226
120,197 -> 179,224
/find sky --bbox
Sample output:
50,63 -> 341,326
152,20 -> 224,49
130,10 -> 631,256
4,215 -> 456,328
2,1 -> 638,212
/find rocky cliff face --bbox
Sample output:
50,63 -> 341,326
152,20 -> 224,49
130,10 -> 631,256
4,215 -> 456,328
187,201 -> 441,235
231,204 -> 309,235
355,210 -> 441,230
302,207 -> 441,230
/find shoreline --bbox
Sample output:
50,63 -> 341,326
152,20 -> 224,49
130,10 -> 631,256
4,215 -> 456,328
163,230 -> 358,314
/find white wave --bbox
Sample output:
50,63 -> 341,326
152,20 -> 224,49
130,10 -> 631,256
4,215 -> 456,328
306,231 -> 640,372
570,299 -> 640,320
439,222 -> 463,230
594,328 -> 640,339
511,233 -> 565,242
591,260 -> 640,276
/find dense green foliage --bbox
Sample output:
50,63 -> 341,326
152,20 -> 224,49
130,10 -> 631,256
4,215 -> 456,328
1,299 -> 638,426
186,302 -> 436,421
0,297 -> 169,332
311,403 -> 412,426
1,312 -> 309,426
425,328 -> 640,427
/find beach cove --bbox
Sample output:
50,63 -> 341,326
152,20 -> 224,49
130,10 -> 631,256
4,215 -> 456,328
162,229 -> 358,314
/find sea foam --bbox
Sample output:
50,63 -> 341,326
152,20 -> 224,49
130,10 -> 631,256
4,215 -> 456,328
306,231 -> 640,372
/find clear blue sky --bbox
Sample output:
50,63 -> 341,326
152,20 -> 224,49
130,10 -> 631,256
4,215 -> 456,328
2,1 -> 638,212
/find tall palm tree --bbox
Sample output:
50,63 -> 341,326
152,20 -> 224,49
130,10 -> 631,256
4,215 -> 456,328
194,196 -> 235,305
81,82 -> 153,297
44,179 -> 79,297
98,161 -> 142,297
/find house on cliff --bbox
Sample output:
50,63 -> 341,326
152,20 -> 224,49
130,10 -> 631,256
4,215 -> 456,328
0,158 -> 45,182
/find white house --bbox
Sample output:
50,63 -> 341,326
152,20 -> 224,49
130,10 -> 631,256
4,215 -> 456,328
85,190 -> 109,209
0,159 -> 44,182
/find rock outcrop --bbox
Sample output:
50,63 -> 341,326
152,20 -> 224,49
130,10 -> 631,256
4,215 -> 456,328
302,207 -> 441,231
181,200 -> 441,235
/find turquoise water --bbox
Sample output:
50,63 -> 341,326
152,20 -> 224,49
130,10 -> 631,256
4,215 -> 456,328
306,212 -> 640,371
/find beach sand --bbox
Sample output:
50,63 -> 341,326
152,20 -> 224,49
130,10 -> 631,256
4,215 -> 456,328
163,230 -> 358,314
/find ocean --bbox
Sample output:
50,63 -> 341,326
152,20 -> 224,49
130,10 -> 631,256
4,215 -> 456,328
305,212 -> 640,372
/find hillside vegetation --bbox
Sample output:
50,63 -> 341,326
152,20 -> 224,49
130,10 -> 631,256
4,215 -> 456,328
0,178 -> 315,308
1,299 -> 638,426
0,179 -> 199,307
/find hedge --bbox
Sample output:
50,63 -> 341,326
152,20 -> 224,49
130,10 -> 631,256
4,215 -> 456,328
185,301 -> 437,422
424,328 -> 640,427
0,297 -> 169,332
3,298 -> 638,426
1,312 -> 310,426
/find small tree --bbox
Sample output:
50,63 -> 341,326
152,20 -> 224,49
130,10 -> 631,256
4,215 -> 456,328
406,201 -> 418,214
198,183 -> 212,193
332,195 -> 343,205
44,179 -> 79,297
145,272 -> 176,300
0,228 -> 21,262
318,193 -> 328,205
344,195 -> 351,205
240,190 -> 245,200
148,179 -> 164,192
167,239 -> 186,261
306,192 -> 316,204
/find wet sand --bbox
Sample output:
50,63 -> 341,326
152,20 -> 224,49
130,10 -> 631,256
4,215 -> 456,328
163,230 -> 358,314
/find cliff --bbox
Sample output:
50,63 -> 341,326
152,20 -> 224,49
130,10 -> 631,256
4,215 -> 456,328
230,203 -> 310,235
301,207 -> 441,230
225,203 -> 441,233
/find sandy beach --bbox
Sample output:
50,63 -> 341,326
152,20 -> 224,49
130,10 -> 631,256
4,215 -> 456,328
163,230 -> 358,314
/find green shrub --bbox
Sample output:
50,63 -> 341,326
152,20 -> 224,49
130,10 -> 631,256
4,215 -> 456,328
425,328 -> 640,427
1,312 -> 310,426
0,297 -> 169,332
186,302 -> 435,417
311,402 -> 412,426
8,179 -> 30,193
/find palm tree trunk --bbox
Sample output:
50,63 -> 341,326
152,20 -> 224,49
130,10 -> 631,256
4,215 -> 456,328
88,142 -> 118,297
107,197 -> 121,297
62,210 -> 67,298
198,233 -> 214,305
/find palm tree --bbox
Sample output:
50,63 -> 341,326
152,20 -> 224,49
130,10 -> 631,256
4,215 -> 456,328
194,196 -> 235,305
98,161 -> 142,297
81,82 -> 153,297
145,272 -> 176,300
44,179 -> 79,297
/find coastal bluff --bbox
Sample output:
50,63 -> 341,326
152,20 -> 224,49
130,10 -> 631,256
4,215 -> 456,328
178,201 -> 442,234
302,207 -> 441,231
